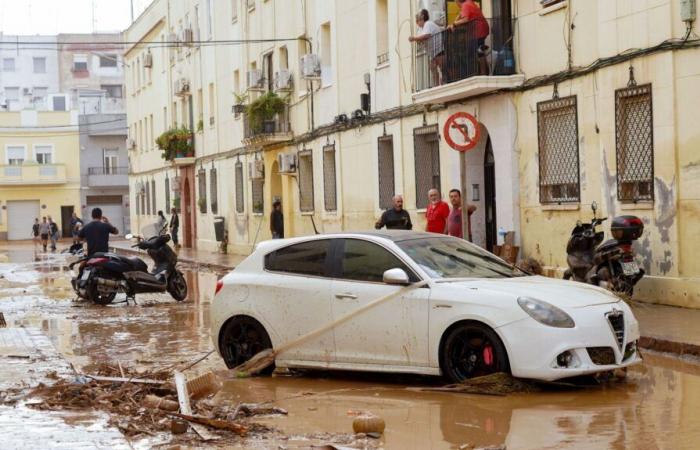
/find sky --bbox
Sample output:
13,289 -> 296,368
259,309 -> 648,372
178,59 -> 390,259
0,0 -> 152,35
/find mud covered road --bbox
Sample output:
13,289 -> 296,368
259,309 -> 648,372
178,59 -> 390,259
1,242 -> 699,449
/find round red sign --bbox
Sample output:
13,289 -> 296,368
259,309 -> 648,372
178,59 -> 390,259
443,112 -> 481,152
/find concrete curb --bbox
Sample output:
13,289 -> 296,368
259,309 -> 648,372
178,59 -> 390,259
110,245 -> 234,272
638,336 -> 700,359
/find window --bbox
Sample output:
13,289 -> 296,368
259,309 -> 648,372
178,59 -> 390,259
252,178 -> 264,214
537,96 -> 580,204
198,168 -> 207,213
323,144 -> 337,211
615,84 -> 654,202
298,150 -> 314,212
233,71 -> 240,96
377,135 -> 395,209
232,0 -> 238,21
340,239 -> 414,283
135,189 -> 141,215
6,146 -> 25,165
104,148 -> 119,173
265,240 -> 330,277
235,161 -> 245,213
5,87 -> 19,101
151,180 -> 157,214
102,84 -> 123,98
206,0 -> 214,39
375,0 -> 389,65
165,177 -> 171,212
279,46 -> 289,70
145,180 -> 151,215
149,114 -> 154,150
34,145 -> 53,164
320,22 -> 332,86
541,0 -> 566,7
33,87 -> 48,100
99,54 -> 118,67
413,125 -> 441,209
33,57 -> 46,73
208,83 -> 215,125
163,106 -> 168,131
263,52 -> 273,91
52,95 -> 67,111
210,168 -> 218,214
73,54 -> 88,71
2,58 -> 14,71
197,88 -> 204,123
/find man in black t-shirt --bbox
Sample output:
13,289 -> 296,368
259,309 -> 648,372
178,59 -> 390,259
375,195 -> 413,230
270,200 -> 284,238
78,208 -> 119,256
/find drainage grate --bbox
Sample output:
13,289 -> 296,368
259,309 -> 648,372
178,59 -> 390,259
607,311 -> 625,350
587,347 -> 616,365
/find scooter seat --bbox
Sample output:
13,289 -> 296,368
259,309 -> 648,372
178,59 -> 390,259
122,256 -> 148,272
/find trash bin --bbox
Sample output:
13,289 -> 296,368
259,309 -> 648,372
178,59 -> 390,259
214,216 -> 225,242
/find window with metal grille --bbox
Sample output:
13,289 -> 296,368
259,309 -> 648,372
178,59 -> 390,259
151,180 -> 157,214
413,125 -> 441,209
537,96 -> 580,203
323,144 -> 337,211
135,190 -> 141,215
198,169 -> 207,213
377,135 -> 395,209
615,84 -> 653,202
165,177 -> 170,211
298,150 -> 314,212
235,161 -> 245,213
145,182 -> 151,215
210,168 -> 219,214
252,178 -> 264,214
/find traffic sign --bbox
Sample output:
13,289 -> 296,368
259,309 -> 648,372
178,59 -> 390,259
443,112 -> 480,152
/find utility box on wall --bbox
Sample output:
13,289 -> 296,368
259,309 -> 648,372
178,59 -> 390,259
681,0 -> 697,22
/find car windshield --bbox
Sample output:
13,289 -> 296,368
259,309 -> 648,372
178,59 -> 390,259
397,236 -> 524,279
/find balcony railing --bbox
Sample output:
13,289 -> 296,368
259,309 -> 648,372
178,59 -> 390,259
87,166 -> 129,187
242,104 -> 293,145
88,166 -> 128,175
414,18 -> 517,92
0,163 -> 67,185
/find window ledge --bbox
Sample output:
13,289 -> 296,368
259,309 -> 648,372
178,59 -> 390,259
301,211 -> 315,216
539,1 -> 568,16
541,203 -> 580,211
620,202 -> 654,210
252,213 -> 263,217
375,62 -> 390,71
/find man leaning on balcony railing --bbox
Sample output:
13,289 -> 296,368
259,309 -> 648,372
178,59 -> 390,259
447,0 -> 491,78
409,9 -> 445,86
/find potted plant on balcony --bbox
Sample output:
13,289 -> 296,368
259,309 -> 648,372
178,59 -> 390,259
233,92 -> 248,116
172,196 -> 181,211
156,125 -> 193,161
246,91 -> 287,134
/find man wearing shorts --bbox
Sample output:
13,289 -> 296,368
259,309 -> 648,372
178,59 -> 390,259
38,217 -> 50,252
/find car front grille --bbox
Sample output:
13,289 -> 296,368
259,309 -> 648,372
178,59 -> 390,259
607,310 -> 625,350
587,347 -> 616,365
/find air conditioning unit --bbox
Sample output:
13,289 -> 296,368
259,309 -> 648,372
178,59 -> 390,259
275,69 -> 293,91
247,69 -> 264,90
143,53 -> 153,68
23,88 -> 33,96
300,54 -> 321,78
277,153 -> 296,173
248,160 -> 264,179
174,78 -> 190,96
182,28 -> 194,46
127,138 -> 136,150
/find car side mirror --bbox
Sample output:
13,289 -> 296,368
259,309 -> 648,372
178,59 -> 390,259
125,234 -> 134,240
383,268 -> 410,285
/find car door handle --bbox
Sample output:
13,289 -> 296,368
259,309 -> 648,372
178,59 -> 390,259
335,292 -> 358,300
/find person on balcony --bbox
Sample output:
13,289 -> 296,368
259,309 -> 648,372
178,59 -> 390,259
447,0 -> 491,78
409,9 -> 444,86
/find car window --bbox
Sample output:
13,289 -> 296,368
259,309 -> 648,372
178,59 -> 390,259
340,239 -> 416,283
265,240 -> 330,277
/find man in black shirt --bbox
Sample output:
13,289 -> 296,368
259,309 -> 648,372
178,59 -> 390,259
78,207 -> 119,256
169,207 -> 180,247
270,200 -> 284,239
375,195 -> 413,230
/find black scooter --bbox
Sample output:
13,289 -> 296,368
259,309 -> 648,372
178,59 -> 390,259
563,201 -> 645,295
70,225 -> 187,305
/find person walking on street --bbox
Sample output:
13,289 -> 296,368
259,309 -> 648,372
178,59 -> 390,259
48,216 -> 59,251
169,208 -> 180,248
156,210 -> 167,233
375,195 -> 413,230
448,189 -> 477,241
70,212 -> 83,245
77,208 -> 119,256
32,218 -> 40,247
270,201 -> 284,239
425,189 -> 450,234
38,217 -> 50,252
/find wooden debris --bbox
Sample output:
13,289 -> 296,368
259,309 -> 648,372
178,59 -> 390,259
144,394 -> 179,412
170,412 -> 249,436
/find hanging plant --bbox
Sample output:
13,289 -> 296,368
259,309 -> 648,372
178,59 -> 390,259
172,196 -> 181,210
196,118 -> 204,133
156,125 -> 193,161
246,91 -> 287,133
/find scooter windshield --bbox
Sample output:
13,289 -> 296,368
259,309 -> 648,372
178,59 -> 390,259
141,222 -> 166,239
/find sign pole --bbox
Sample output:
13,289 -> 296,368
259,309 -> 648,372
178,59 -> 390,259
460,151 -> 468,241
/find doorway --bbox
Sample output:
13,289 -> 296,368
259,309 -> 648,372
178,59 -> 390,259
484,139 -> 497,252
183,176 -> 192,248
60,206 -> 74,238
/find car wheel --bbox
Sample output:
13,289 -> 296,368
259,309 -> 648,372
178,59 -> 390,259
219,316 -> 274,374
440,322 -> 509,383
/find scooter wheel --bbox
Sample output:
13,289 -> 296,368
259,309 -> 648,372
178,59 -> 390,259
167,271 -> 188,301
87,285 -> 117,305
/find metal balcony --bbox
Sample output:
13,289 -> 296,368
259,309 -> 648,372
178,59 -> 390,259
242,105 -> 293,146
87,166 -> 129,187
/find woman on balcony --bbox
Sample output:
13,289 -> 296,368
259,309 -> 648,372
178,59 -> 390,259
409,9 -> 444,87
447,0 -> 491,79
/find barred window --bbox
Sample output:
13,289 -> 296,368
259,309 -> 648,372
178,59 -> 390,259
151,180 -> 156,214
537,96 -> 580,203
210,168 -> 219,214
135,189 -> 141,215
414,125 -> 441,209
235,161 -> 244,213
298,150 -> 314,212
377,135 -> 395,210
198,168 -> 207,213
165,177 -> 170,211
252,178 -> 264,214
140,183 -> 145,215
323,144 -> 337,211
145,181 -> 151,215
615,84 -> 653,202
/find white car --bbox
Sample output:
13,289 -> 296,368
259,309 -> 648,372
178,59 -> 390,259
211,231 -> 641,382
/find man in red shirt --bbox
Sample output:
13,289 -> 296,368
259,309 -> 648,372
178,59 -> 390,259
453,0 -> 490,47
425,189 -> 450,234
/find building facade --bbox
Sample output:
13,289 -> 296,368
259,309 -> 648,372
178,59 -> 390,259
124,0 -> 700,307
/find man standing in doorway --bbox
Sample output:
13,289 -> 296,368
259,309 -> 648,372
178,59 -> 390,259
375,195 -> 413,230
270,201 -> 284,239
425,189 -> 450,234
169,208 -> 180,248
448,189 -> 477,241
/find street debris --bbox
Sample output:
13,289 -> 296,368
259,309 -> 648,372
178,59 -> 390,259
411,372 -> 541,396
352,414 -> 386,434
0,311 -> 6,328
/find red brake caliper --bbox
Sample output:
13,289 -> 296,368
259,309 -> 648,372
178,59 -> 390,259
483,345 -> 494,366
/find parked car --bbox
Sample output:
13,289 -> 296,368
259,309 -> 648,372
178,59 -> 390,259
210,231 -> 641,382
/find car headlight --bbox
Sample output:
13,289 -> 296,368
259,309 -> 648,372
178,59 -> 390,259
517,297 -> 575,328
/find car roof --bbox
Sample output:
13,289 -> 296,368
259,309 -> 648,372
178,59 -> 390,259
334,230 -> 439,242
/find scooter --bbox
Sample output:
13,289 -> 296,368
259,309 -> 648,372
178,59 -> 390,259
70,223 -> 188,305
563,201 -> 645,295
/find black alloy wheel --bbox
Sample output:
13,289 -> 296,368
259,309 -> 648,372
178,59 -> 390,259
87,273 -> 117,305
219,316 -> 273,374
440,322 -> 509,383
167,270 -> 188,301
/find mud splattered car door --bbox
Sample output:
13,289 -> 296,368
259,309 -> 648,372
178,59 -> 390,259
329,238 -> 430,368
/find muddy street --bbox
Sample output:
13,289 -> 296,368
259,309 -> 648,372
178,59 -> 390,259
1,242 -> 699,449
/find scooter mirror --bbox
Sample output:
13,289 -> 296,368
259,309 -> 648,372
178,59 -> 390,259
576,220 -> 582,227
125,234 -> 134,240
591,201 -> 598,213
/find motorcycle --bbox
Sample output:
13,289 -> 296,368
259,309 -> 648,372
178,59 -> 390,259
70,223 -> 188,305
563,201 -> 645,295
